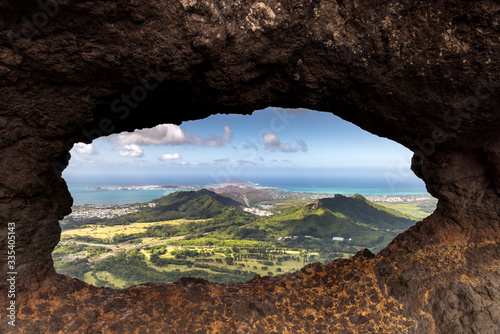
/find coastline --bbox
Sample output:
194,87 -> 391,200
70,183 -> 433,205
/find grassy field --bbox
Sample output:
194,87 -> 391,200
373,201 -> 436,220
62,219 -> 211,241
83,272 -> 96,285
56,221 -> 336,287
84,271 -> 130,288
145,246 -> 319,277
96,271 -> 130,288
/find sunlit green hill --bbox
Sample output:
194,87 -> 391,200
252,194 -> 417,249
314,194 -> 416,230
107,189 -> 244,224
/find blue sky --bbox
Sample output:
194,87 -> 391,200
63,108 -> 423,189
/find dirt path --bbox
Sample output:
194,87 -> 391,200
242,194 -> 250,207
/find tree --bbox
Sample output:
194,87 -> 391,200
300,249 -> 309,264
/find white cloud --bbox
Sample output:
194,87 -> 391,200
108,124 -> 232,147
74,143 -> 99,155
181,161 -> 200,165
262,133 -> 308,153
159,153 -> 182,161
262,133 -> 280,147
115,144 -> 144,158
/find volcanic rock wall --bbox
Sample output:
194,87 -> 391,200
0,0 -> 499,333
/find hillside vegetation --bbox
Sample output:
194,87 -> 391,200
55,190 -> 418,287
83,189 -> 243,226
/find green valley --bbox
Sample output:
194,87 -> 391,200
54,189 -> 422,288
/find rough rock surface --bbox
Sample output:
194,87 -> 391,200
0,0 -> 499,333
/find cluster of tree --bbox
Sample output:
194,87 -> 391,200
167,237 -> 264,247
191,263 -> 251,275
147,244 -> 168,256
170,248 -> 202,259
60,220 -> 90,230
112,233 -> 145,243
143,208 -> 256,240
54,258 -> 90,281
149,254 -> 194,266
52,243 -> 111,259
93,250 -> 256,285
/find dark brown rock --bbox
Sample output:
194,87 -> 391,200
0,0 -> 500,333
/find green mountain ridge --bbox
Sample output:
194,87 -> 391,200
313,194 -> 416,230
106,189 -> 244,224
75,190 -> 416,251
153,188 -> 243,210
253,194 -> 416,249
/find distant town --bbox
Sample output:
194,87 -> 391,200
89,179 -> 434,203
89,178 -> 256,192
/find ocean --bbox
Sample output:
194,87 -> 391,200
67,174 -> 427,205
68,186 -> 178,205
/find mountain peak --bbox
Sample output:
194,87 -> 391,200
315,195 -> 416,230
352,193 -> 367,201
